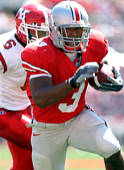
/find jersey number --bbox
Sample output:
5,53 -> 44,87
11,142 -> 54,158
4,40 -> 16,50
58,82 -> 85,113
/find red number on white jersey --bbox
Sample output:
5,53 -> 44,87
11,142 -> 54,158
3,40 -> 16,50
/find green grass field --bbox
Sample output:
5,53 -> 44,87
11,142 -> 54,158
0,143 -> 104,170
0,143 -> 12,170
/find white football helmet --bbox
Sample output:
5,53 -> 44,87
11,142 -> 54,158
49,1 -> 90,53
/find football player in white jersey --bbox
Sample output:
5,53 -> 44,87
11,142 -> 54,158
0,3 -> 50,170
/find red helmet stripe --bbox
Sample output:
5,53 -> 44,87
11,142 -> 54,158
74,7 -> 80,21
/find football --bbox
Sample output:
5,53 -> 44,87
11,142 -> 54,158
88,63 -> 115,90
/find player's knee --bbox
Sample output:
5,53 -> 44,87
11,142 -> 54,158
32,152 -> 51,170
95,125 -> 120,158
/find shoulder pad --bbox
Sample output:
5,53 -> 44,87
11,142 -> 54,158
21,37 -> 56,71
88,29 -> 108,57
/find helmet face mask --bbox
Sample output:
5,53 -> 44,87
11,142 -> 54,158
28,29 -> 49,43
16,4 -> 50,44
58,25 -> 90,52
49,1 -> 90,53
19,22 -> 49,43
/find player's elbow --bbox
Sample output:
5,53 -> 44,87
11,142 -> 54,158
32,95 -> 49,108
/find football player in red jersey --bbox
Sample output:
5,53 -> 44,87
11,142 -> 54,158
0,3 -> 50,170
21,1 -> 124,170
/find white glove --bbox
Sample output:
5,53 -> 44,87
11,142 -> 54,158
69,62 -> 99,89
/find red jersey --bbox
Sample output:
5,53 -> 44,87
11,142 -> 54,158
21,29 -> 108,123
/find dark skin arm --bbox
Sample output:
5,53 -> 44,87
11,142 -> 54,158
30,76 -> 73,108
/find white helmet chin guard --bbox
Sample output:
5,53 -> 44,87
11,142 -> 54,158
49,1 -> 90,53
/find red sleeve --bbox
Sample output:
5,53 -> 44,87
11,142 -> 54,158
88,29 -> 108,60
21,39 -> 53,77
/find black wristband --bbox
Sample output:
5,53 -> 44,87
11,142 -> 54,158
69,78 -> 77,89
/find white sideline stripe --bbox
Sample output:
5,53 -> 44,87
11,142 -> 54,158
30,73 -> 52,79
24,68 -> 36,72
22,61 -> 51,74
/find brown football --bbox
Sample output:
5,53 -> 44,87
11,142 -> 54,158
88,63 -> 115,90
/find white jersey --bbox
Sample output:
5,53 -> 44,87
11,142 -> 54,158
0,29 -> 30,110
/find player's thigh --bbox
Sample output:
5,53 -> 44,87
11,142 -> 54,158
68,108 -> 120,158
0,110 -> 32,149
31,126 -> 68,170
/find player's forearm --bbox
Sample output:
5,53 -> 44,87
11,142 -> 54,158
32,81 -> 72,108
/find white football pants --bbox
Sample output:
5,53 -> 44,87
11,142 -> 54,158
31,107 -> 120,170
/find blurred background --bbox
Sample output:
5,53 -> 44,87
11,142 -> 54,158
0,0 -> 124,145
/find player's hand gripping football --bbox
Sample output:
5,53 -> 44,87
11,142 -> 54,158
69,62 -> 99,89
99,66 -> 123,92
